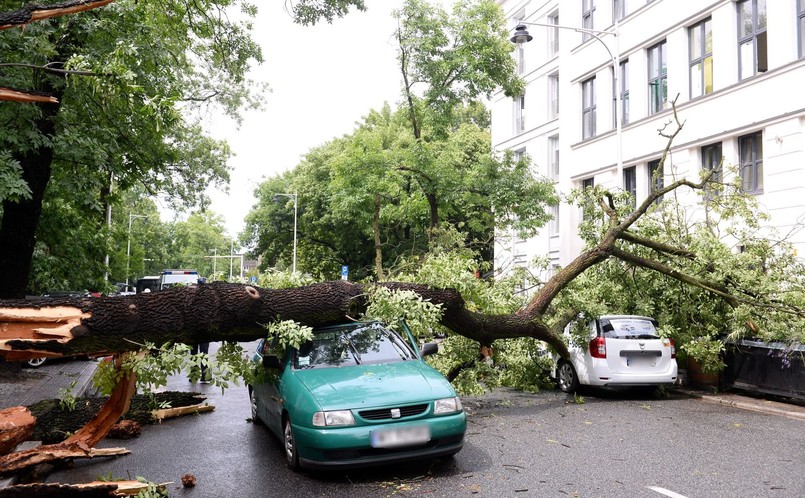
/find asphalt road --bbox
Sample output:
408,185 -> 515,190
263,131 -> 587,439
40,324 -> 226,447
40,359 -> 804,498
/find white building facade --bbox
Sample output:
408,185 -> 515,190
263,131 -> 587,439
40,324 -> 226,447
492,0 -> 805,283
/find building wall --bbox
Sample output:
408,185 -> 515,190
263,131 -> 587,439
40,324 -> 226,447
493,0 -> 805,285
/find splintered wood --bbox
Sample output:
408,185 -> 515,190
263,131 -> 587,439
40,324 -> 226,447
0,306 -> 89,359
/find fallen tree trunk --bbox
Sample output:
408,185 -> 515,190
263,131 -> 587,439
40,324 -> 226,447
0,280 -> 572,362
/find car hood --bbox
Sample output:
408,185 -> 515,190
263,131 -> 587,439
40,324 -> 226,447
292,361 -> 455,410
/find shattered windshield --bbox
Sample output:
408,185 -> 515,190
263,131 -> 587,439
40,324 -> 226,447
293,323 -> 416,369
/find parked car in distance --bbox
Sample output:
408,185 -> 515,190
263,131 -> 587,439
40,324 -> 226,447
248,320 -> 466,471
555,315 -> 678,393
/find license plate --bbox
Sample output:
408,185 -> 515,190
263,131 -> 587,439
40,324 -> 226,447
626,355 -> 656,367
370,425 -> 431,448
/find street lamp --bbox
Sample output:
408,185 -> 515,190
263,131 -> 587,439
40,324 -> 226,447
126,213 -> 149,290
511,20 -> 623,187
273,192 -> 298,274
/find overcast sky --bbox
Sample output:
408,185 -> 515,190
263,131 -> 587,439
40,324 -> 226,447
199,1 -> 452,238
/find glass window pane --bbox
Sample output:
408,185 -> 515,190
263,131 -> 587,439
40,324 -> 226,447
757,31 -> 768,72
704,19 -> 713,54
690,26 -> 701,60
740,1 -> 753,38
800,17 -> 805,58
703,56 -> 713,94
740,41 -> 755,79
691,63 -> 703,97
757,0 -> 766,29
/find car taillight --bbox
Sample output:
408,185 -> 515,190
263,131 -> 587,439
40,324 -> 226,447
589,336 -> 606,358
662,337 -> 676,358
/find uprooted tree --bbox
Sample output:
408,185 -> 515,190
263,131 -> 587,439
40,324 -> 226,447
3,107 -> 805,485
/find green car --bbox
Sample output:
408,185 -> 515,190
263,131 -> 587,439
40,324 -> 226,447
248,320 -> 466,471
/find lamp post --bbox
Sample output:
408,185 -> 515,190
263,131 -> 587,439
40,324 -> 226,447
273,192 -> 298,274
125,213 -> 149,290
511,20 -> 622,187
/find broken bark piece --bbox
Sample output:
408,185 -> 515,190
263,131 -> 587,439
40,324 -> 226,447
151,403 -> 214,422
107,420 -> 140,440
0,407 -> 35,455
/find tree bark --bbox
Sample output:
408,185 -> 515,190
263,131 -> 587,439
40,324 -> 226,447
0,280 -> 570,361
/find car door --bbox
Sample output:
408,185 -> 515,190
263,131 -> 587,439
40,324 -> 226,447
254,340 -> 285,436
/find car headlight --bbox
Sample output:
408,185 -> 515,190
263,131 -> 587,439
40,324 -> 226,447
312,410 -> 355,427
434,397 -> 463,415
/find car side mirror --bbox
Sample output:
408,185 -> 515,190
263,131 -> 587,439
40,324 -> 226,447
421,342 -> 439,357
262,355 -> 284,370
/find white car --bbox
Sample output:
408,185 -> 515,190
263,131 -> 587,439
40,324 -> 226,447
555,315 -> 678,393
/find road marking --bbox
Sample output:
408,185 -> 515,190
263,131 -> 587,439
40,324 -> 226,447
647,486 -> 688,498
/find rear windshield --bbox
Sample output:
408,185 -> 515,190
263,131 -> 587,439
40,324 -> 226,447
599,318 -> 658,339
293,323 -> 416,369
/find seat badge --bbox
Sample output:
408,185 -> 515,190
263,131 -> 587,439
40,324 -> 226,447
391,408 -> 401,419
639,343 -> 645,350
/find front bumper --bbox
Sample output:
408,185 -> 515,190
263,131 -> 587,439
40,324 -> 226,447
294,411 -> 467,470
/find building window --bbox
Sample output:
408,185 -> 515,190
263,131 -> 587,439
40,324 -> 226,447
548,12 -> 559,55
623,166 -> 637,208
798,0 -> 805,58
513,94 -> 525,133
613,0 -> 625,23
514,11 -> 526,74
548,136 -> 559,181
689,18 -> 713,98
582,77 -> 596,139
617,60 -> 629,126
581,177 -> 595,219
738,0 -> 767,80
739,132 -> 763,193
549,72 -> 559,119
549,204 -> 560,235
513,147 -> 526,164
582,0 -> 595,42
648,159 -> 663,203
701,142 -> 722,200
648,41 -> 667,114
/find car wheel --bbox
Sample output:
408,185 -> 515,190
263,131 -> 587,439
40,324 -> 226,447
557,361 -> 579,393
283,416 -> 300,471
25,357 -> 47,368
248,388 -> 264,426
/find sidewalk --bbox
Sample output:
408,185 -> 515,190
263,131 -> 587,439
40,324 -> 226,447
0,357 -> 100,408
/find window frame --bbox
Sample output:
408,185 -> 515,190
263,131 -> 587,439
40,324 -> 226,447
737,0 -> 768,81
798,0 -> 805,59
648,41 -> 667,114
613,0 -> 625,24
623,166 -> 637,208
582,77 -> 597,140
738,132 -> 763,193
701,142 -> 722,200
549,204 -> 560,236
548,12 -> 560,56
549,72 -> 559,119
513,94 -> 525,134
582,0 -> 596,42
648,159 -> 663,204
617,59 -> 629,126
548,135 -> 560,181
689,18 -> 713,99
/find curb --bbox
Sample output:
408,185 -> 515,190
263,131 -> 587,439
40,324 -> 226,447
673,387 -> 805,422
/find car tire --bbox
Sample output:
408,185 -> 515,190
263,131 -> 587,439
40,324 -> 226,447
283,416 -> 300,471
249,388 -> 264,426
25,357 -> 47,368
557,361 -> 579,393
